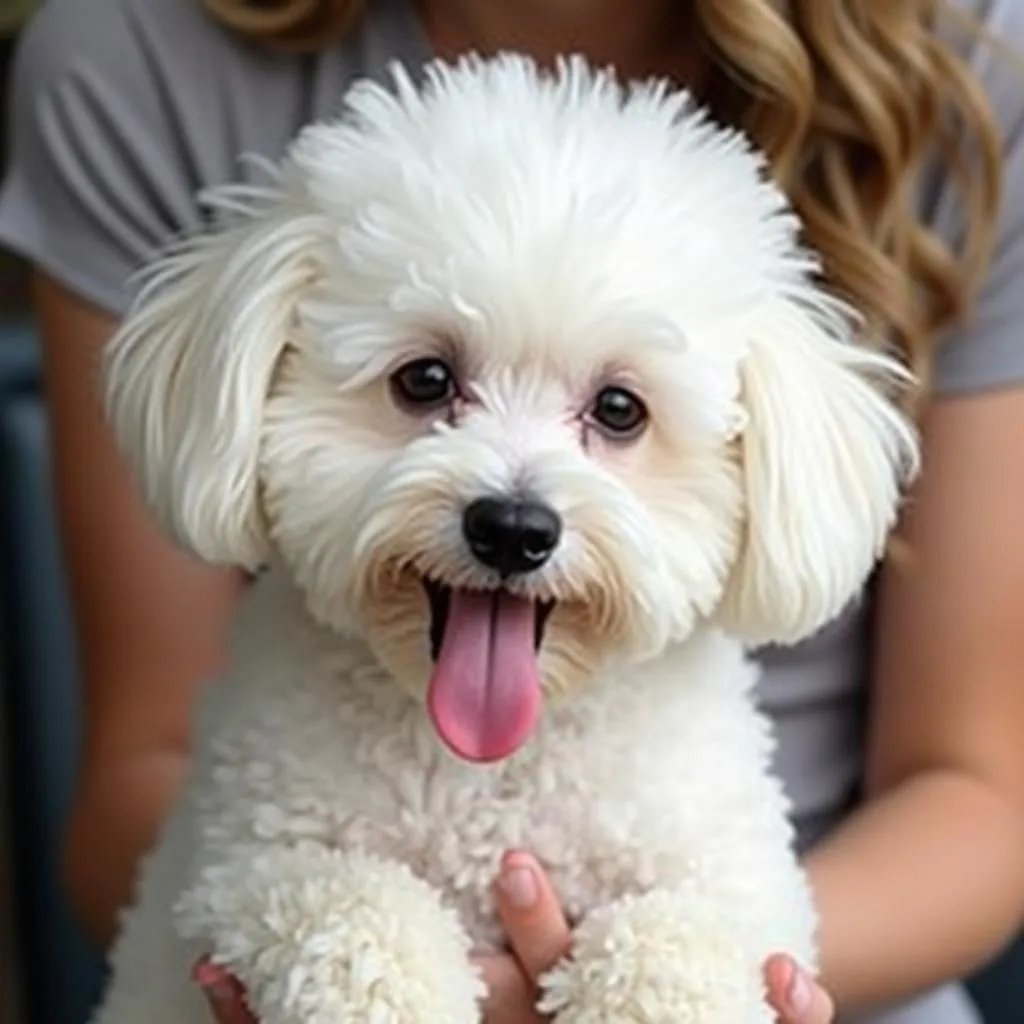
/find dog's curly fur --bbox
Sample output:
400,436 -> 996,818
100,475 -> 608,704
92,54 -> 918,1024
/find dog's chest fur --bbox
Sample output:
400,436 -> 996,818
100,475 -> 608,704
185,572 -> 782,949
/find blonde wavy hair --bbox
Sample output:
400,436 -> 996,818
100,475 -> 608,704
203,0 -> 1005,404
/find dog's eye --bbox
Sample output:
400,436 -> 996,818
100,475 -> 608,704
390,357 -> 457,409
588,386 -> 648,439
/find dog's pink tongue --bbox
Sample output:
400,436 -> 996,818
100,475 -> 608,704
427,589 -> 541,763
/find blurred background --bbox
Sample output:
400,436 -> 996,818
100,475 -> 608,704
0,2 -> 1022,1023
0,6 -> 109,1024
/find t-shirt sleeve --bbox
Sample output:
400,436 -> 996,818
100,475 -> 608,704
932,103 -> 1024,395
0,0 -> 208,316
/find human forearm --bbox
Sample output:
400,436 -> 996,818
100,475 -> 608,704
65,750 -> 188,948
805,768 -> 1024,1014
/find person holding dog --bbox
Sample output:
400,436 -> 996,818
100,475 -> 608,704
1,1 -> 1023,1022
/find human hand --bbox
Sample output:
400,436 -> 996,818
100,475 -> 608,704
477,851 -> 836,1024
472,850 -> 572,1024
194,851 -> 835,1024
190,851 -> 563,1024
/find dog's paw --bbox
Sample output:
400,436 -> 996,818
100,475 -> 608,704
177,845 -> 483,1024
538,888 -> 772,1024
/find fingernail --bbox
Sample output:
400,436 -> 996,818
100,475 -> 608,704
499,864 -> 538,908
786,963 -> 814,1015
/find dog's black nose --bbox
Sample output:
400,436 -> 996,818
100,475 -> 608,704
462,496 -> 562,576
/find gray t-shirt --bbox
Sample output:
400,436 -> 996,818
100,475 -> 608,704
2,1 -> 1023,1021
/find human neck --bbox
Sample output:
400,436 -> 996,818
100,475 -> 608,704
416,0 -> 706,87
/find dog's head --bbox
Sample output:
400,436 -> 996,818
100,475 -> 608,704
105,55 -> 917,762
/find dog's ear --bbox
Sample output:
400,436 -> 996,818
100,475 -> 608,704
715,294 -> 919,646
104,189 -> 324,571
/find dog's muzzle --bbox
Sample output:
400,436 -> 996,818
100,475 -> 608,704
421,495 -> 560,766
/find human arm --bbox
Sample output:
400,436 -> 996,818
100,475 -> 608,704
804,384 -> 1024,1013
35,275 -> 246,945
0,0 -> 263,945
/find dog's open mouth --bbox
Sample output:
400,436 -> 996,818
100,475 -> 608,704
422,579 -> 555,765
424,580 -> 554,660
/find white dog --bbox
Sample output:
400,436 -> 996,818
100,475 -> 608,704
92,54 -> 917,1024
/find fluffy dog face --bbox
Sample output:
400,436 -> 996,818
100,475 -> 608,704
262,299 -> 744,760
105,56 -> 918,762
